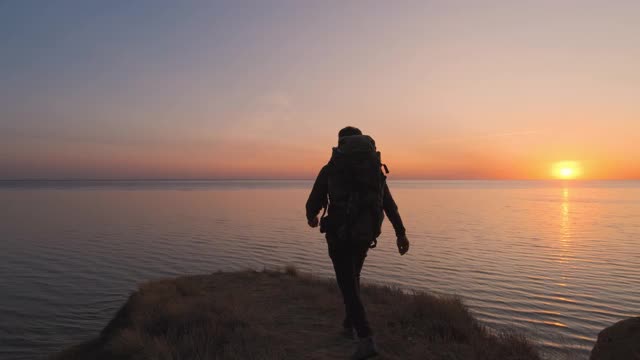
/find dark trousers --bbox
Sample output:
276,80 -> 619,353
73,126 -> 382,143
327,234 -> 372,338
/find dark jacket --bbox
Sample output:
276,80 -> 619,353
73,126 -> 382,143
306,163 -> 406,237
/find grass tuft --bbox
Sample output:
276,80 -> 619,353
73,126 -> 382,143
283,264 -> 299,277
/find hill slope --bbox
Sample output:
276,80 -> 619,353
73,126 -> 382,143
53,269 -> 539,360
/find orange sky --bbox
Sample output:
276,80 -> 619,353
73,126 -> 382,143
1,2 -> 639,180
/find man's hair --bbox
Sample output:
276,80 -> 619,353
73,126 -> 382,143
338,126 -> 362,138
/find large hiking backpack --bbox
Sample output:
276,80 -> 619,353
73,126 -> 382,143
326,135 -> 389,244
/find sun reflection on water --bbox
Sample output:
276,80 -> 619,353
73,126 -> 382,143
561,187 -> 570,241
558,186 -> 573,296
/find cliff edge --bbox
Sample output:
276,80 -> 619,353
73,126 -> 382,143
52,269 -> 539,360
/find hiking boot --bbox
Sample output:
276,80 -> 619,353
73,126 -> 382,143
351,336 -> 378,360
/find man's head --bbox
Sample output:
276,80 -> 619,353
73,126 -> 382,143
338,126 -> 362,139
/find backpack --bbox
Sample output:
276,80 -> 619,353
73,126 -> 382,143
325,135 -> 389,246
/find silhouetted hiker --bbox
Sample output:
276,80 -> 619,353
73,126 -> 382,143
306,126 -> 409,360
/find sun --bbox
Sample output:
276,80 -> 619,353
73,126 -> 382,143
560,167 -> 574,178
552,161 -> 582,180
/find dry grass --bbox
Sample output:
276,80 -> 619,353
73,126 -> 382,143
52,269 -> 540,360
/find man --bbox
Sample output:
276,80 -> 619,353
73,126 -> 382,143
306,126 -> 409,360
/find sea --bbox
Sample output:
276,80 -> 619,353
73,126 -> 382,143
0,180 -> 638,359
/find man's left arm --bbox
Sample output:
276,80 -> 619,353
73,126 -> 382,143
383,183 -> 409,255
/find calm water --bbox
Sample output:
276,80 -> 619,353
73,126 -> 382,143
1,180 -> 639,359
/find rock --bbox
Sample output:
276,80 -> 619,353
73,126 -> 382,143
591,317 -> 640,360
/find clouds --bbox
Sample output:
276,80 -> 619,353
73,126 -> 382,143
225,91 -> 294,137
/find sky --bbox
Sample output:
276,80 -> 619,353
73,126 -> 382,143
1,1 -> 639,180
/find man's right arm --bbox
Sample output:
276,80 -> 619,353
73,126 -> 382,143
305,165 -> 329,224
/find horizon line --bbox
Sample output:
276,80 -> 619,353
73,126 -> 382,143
1,178 -> 638,182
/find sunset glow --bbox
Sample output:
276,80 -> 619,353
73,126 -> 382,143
552,161 -> 582,180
